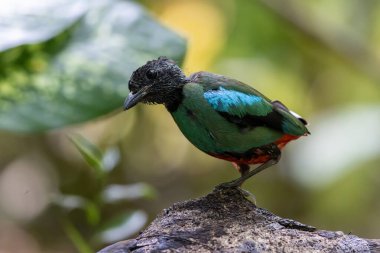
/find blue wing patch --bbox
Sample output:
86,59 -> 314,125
203,87 -> 271,117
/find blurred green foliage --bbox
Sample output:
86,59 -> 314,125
0,0 -> 380,252
0,0 -> 185,132
56,134 -> 155,251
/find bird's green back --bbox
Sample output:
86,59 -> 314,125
170,72 -> 309,154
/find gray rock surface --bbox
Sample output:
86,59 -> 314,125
99,187 -> 380,252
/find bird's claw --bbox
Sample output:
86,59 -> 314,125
216,182 -> 257,204
217,178 -> 243,189
238,188 -> 257,204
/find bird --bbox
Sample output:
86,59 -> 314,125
124,57 -> 309,188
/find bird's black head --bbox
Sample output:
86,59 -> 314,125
124,57 -> 187,110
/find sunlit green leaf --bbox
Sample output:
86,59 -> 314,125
101,183 -> 157,204
52,193 -> 101,226
51,194 -> 87,210
0,0 -> 88,51
101,146 -> 121,172
62,219 -> 93,253
0,0 -> 186,132
68,133 -> 104,174
85,201 -> 101,226
95,210 -> 147,243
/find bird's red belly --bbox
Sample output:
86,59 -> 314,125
209,134 -> 300,165
210,153 -> 271,164
275,134 -> 300,149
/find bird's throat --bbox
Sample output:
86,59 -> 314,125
164,87 -> 185,112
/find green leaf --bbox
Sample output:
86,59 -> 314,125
51,194 -> 87,210
68,133 -> 104,175
52,193 -> 101,226
0,0 -> 186,132
0,0 -> 88,51
101,146 -> 121,172
95,210 -> 147,243
101,183 -> 157,204
84,201 -> 101,226
62,219 -> 94,253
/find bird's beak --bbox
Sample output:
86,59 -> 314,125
123,86 -> 150,110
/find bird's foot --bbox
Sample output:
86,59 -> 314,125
216,181 -> 256,204
218,177 -> 244,189
217,180 -> 239,189
238,188 -> 256,204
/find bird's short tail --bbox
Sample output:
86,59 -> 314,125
289,110 -> 308,126
271,100 -> 310,135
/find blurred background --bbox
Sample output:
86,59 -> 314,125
1,0 -> 380,252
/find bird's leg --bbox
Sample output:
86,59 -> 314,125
221,158 -> 280,188
232,162 -> 250,178
228,163 -> 254,199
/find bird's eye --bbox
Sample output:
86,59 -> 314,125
146,69 -> 158,80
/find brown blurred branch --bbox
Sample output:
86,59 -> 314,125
258,0 -> 380,82
98,187 -> 379,252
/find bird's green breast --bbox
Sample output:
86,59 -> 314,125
170,83 -> 283,154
